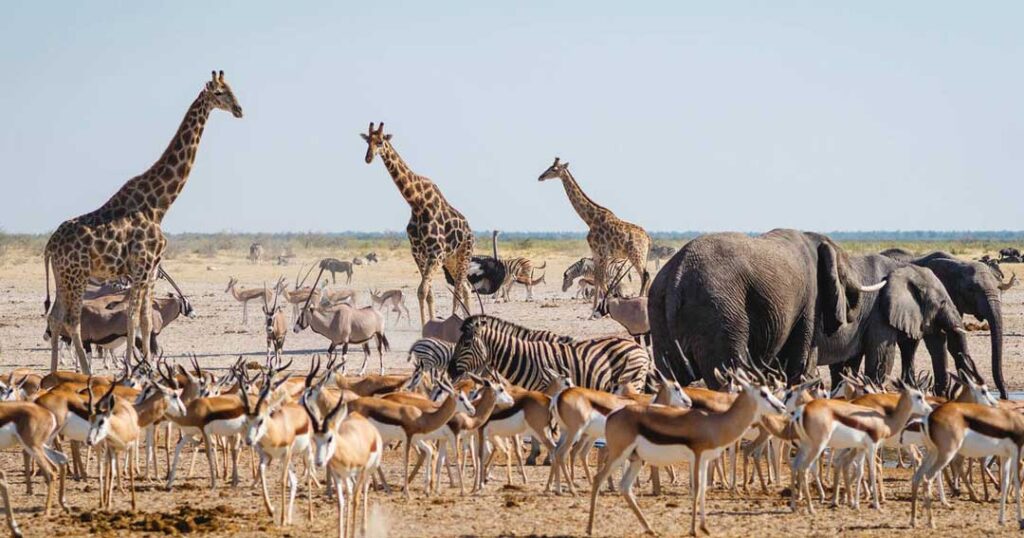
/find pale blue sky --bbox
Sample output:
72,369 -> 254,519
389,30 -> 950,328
2,2 -> 1021,234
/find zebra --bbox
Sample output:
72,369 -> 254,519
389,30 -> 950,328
498,258 -> 547,302
562,257 -> 626,297
319,257 -> 354,284
450,315 -> 649,393
408,337 -> 454,376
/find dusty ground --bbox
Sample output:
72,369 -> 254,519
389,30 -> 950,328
0,247 -> 1022,537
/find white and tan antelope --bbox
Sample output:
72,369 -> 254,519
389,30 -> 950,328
240,369 -> 312,526
551,369 -> 691,495
369,288 -> 412,325
790,376 -> 932,514
263,285 -> 288,357
226,276 -> 273,325
165,363 -> 258,491
0,399 -> 67,538
300,388 -> 382,538
85,376 -> 142,511
475,372 -> 571,492
346,379 -> 473,498
911,399 -> 1024,528
586,368 -> 786,536
431,372 -> 515,494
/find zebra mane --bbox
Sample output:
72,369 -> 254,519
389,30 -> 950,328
462,315 -> 572,343
563,257 -> 593,279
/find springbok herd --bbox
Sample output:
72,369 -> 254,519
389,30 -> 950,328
3,70 -> 1021,537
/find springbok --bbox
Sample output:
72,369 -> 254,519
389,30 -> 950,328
586,367 -> 786,536
300,383 -> 382,538
369,288 -> 412,325
262,285 -> 288,358
0,400 -> 67,538
226,277 -> 272,325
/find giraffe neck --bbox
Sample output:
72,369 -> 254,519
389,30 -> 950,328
98,92 -> 215,223
379,140 -> 428,208
559,170 -> 611,228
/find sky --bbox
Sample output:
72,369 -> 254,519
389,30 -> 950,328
1,2 -> 1021,234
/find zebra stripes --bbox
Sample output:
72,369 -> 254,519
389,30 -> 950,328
408,337 -> 454,374
499,258 -> 546,301
562,257 -> 628,296
450,315 -> 650,392
561,257 -> 595,292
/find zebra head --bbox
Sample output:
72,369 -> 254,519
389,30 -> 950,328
450,328 -> 489,381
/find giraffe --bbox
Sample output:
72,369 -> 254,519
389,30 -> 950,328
538,157 -> 651,311
43,71 -> 243,374
361,122 -> 474,326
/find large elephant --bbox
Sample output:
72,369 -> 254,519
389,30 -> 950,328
648,229 -> 885,387
822,261 -> 972,393
882,251 -> 1015,398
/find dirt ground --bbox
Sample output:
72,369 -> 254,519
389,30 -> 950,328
0,248 -> 1022,537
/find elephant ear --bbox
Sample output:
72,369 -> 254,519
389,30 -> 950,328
880,275 -> 924,340
817,243 -> 848,335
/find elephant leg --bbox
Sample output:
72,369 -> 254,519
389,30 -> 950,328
924,333 -> 949,395
863,327 -> 898,385
897,337 -> 921,383
777,313 -> 815,384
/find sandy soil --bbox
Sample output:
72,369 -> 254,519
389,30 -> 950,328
0,249 -> 1021,537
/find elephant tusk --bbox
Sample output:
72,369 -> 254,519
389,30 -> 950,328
859,280 -> 886,292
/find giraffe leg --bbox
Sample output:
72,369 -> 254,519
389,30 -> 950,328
629,249 -> 650,297
47,293 -> 66,374
138,279 -> 155,362
447,246 -> 474,317
591,255 -> 608,315
62,293 -> 92,376
416,261 -> 440,325
123,284 -> 144,363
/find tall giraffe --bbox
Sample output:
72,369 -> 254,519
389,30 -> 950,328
538,157 -> 651,310
44,71 -> 243,373
361,122 -> 474,326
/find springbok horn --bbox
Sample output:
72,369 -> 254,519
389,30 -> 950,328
859,281 -> 887,292
673,340 -> 696,381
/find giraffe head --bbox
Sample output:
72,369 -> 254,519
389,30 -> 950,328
537,157 -> 569,182
361,122 -> 392,164
203,70 -> 244,118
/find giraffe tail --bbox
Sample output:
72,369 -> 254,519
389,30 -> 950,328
43,251 -> 52,315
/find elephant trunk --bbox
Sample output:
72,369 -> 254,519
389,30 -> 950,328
983,293 -> 1007,399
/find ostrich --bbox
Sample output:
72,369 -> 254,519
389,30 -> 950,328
444,230 -> 506,303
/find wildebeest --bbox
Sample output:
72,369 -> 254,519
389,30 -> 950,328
319,258 -> 354,284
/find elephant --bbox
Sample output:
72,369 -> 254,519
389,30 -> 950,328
648,229 -> 885,388
881,250 -> 1016,398
821,260 -> 972,394
878,247 -> 915,264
